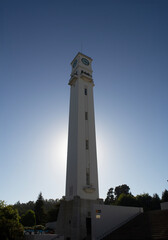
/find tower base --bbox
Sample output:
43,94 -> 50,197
55,196 -> 103,240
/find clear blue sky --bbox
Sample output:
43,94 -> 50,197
1,0 -> 168,204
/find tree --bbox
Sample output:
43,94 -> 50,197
20,210 -> 36,227
104,188 -> 115,205
0,204 -> 24,240
47,207 -> 59,222
136,193 -> 152,211
151,193 -> 160,210
116,193 -> 138,207
162,189 -> 168,202
34,192 -> 46,225
0,200 -> 6,208
14,201 -> 35,217
44,199 -> 60,212
114,184 -> 130,199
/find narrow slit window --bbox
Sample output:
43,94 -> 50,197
86,172 -> 90,185
84,88 -> 87,95
85,112 -> 88,120
86,140 -> 89,150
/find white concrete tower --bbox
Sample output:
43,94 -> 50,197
66,52 -> 99,201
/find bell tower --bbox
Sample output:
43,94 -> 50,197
66,52 -> 99,201
56,53 -> 102,240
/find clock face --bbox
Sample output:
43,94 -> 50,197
73,59 -> 77,68
81,58 -> 89,66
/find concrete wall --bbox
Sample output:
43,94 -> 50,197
161,202 -> 168,210
92,204 -> 143,240
46,221 -> 57,230
56,197 -> 103,240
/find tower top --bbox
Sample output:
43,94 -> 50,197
71,52 -> 92,65
71,52 -> 93,72
69,52 -> 93,86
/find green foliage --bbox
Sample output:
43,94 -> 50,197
151,193 -> 160,210
162,189 -> 168,202
14,197 -> 60,225
115,192 -> 160,210
105,184 -> 131,205
0,204 -> 24,240
105,185 -> 161,211
14,201 -> 35,216
34,225 -> 45,230
114,184 -> 130,199
104,188 -> 115,205
136,193 -> 153,211
24,227 -> 34,230
0,200 -> 7,208
116,193 -> 138,207
44,199 -> 60,212
47,203 -> 60,222
34,192 -> 46,225
20,210 -> 36,227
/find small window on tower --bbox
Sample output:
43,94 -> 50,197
86,140 -> 89,150
86,172 -> 90,185
84,88 -> 87,95
85,112 -> 88,120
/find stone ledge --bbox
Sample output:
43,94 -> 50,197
83,186 -> 96,193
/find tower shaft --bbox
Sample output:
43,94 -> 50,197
66,52 -> 99,201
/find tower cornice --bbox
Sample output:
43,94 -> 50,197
69,74 -> 94,86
